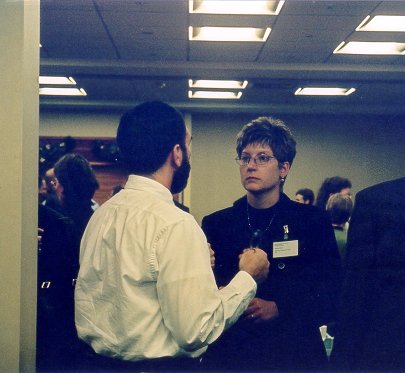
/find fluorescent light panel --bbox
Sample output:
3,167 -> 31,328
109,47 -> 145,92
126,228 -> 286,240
39,76 -> 76,85
189,0 -> 284,15
39,87 -> 87,96
189,79 -> 248,89
356,15 -> 405,32
189,26 -> 271,42
295,87 -> 356,96
334,41 -> 405,55
188,90 -> 242,99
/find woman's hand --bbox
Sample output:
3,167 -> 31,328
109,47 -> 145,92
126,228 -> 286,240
244,297 -> 279,323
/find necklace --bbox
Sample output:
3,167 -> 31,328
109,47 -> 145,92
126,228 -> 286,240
246,201 -> 277,234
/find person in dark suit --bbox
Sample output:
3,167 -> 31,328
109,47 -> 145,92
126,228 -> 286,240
331,177 -> 405,371
45,153 -> 100,370
201,116 -> 342,372
37,204 -> 77,371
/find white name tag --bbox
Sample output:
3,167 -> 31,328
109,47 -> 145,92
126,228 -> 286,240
273,240 -> 299,258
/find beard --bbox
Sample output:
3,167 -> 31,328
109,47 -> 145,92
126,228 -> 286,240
171,155 -> 191,195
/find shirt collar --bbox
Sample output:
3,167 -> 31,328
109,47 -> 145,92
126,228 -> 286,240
125,175 -> 174,204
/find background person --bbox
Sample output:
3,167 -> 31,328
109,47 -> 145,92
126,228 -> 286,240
315,176 -> 352,211
54,153 -> 99,248
36,203 -> 76,371
74,101 -> 270,372
294,187 -> 315,205
38,175 -> 48,204
331,177 -> 405,371
42,167 -> 62,212
202,116 -> 342,372
326,193 -> 353,260
50,153 -> 99,368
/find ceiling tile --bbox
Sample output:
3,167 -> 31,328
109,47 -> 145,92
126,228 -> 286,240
189,42 -> 263,62
95,0 -> 187,13
118,39 -> 188,61
281,1 -> 380,16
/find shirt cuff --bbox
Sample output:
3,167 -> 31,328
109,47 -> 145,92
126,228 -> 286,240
229,270 -> 257,294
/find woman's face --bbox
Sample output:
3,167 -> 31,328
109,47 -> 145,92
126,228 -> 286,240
239,143 -> 290,196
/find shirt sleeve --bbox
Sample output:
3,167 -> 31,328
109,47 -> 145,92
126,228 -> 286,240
155,217 -> 256,352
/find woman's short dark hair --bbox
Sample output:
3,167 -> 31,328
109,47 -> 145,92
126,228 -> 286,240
117,101 -> 186,175
315,176 -> 352,210
236,116 -> 297,166
54,153 -> 99,208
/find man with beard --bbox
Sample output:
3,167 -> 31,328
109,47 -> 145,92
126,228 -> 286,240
74,101 -> 270,372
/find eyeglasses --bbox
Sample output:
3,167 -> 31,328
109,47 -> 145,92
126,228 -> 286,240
235,153 -> 277,166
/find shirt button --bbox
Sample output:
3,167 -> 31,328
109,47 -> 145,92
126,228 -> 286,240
278,262 -> 286,270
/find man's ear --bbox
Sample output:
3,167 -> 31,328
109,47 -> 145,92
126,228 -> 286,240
171,144 -> 183,168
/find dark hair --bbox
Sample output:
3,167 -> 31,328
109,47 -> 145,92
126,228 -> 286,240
315,176 -> 352,210
236,116 -> 296,166
117,101 -> 186,174
54,153 -> 99,209
296,188 -> 315,205
326,193 -> 353,225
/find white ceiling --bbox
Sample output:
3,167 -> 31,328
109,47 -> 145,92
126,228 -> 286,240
40,0 -> 405,116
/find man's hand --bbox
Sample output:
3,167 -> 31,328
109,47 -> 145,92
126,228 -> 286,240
244,298 -> 279,323
239,248 -> 269,283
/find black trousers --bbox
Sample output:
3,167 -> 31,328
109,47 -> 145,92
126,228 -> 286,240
77,343 -> 204,372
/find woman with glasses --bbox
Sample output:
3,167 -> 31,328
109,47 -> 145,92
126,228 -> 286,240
201,116 -> 342,372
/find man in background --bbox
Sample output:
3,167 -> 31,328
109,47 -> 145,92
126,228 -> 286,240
331,177 -> 405,371
326,193 -> 353,260
75,101 -> 269,372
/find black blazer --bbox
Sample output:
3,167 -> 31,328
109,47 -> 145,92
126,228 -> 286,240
202,193 -> 342,371
37,204 -> 78,370
331,177 -> 405,371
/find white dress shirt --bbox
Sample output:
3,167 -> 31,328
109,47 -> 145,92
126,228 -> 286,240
75,175 -> 256,361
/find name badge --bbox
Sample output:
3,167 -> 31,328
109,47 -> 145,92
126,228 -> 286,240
273,240 -> 299,258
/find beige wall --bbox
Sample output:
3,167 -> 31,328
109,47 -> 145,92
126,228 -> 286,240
39,111 -> 121,138
0,1 -> 39,372
190,112 -> 404,223
40,110 -> 404,225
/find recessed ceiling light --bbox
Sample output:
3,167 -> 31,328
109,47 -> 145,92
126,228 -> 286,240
356,15 -> 405,32
39,87 -> 87,96
188,90 -> 243,99
189,79 -> 248,89
189,26 -> 271,42
334,41 -> 405,55
189,0 -> 284,15
295,87 -> 356,96
39,76 -> 76,85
